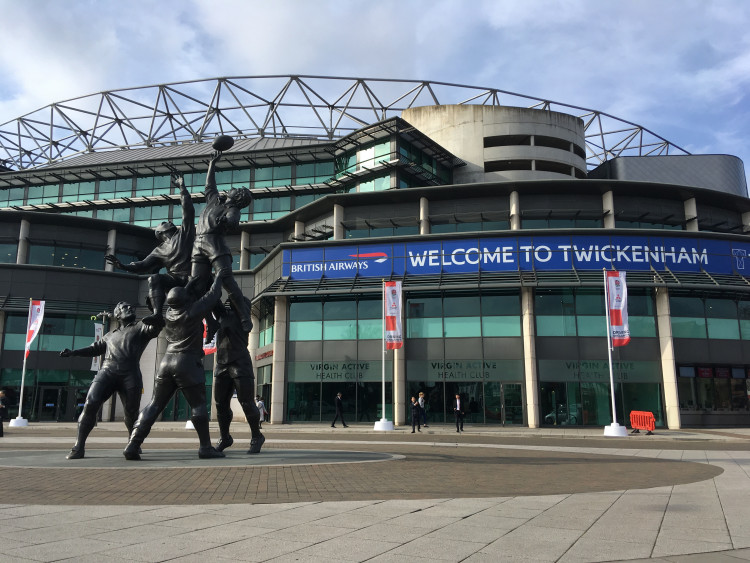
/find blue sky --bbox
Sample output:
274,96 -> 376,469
1,0 -> 749,170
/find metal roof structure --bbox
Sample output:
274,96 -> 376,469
0,75 -> 690,172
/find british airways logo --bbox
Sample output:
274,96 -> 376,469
290,250 -> 390,274
350,252 -> 388,263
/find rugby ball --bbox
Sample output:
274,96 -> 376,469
212,135 -> 235,152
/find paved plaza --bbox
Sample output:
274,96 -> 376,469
1,422 -> 750,562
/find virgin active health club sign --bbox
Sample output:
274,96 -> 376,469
283,234 -> 750,279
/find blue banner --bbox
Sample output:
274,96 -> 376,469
282,234 -> 750,280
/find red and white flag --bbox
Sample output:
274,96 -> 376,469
202,319 -> 216,355
606,271 -> 630,347
384,281 -> 403,350
25,300 -> 45,359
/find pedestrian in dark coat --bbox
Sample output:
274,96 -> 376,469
453,393 -> 465,433
331,392 -> 348,428
410,396 -> 422,433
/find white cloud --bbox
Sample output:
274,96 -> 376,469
1,0 -> 749,166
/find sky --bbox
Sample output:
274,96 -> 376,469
1,0 -> 750,171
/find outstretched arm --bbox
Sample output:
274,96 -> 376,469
60,339 -> 106,358
105,252 -> 161,274
189,273 -> 225,320
204,151 -> 221,199
174,174 -> 195,225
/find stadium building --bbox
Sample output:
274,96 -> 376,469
1,76 -> 749,429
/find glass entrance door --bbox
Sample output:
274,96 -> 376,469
501,383 -> 524,425
37,387 -> 63,421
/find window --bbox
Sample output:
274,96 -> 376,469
0,187 -> 26,207
296,160 -> 334,184
28,243 -> 105,269
133,204 -> 171,227
671,295 -> 742,340
135,175 -> 171,197
61,181 -> 95,203
98,178 -> 132,199
0,242 -> 17,263
251,197 -> 291,220
27,184 -> 59,205
254,165 -> 292,188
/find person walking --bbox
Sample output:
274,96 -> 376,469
256,396 -> 267,429
453,393 -> 465,433
0,390 -> 7,437
331,392 -> 348,428
410,396 -> 422,433
418,391 -> 428,428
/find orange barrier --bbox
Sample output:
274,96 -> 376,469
629,411 -> 655,435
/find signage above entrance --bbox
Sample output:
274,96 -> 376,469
283,234 -> 750,280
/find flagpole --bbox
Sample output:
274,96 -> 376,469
603,269 -> 627,437
10,299 -> 32,427
374,279 -> 394,431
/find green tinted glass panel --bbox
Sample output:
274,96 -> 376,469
444,317 -> 481,337
482,317 -> 521,337
671,317 -> 707,338
407,318 -> 442,338
290,302 -> 322,321
576,291 -> 604,315
705,298 -> 737,319
444,296 -> 480,317
536,315 -> 577,336
0,243 -> 17,263
357,319 -> 381,339
482,295 -> 520,315
576,316 -> 606,337
323,320 -> 356,340
289,321 -> 322,341
358,300 -> 381,319
323,301 -> 356,321
741,319 -> 750,340
407,297 -> 441,318
707,318 -> 740,339
628,316 -> 656,337
670,296 -> 704,317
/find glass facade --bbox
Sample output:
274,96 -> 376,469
535,288 -> 664,427
405,292 -> 524,425
286,298 -> 390,422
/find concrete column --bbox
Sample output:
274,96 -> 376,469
655,286 -> 681,429
270,295 -> 288,424
521,287 -> 540,427
16,219 -> 30,264
602,191 -> 615,229
743,211 -> 750,233
510,191 -> 520,231
393,347 -> 406,426
684,198 -> 699,232
249,309 -> 260,397
333,204 -> 345,240
419,197 -> 430,235
105,229 -> 117,272
239,231 -> 250,270
294,220 -> 305,240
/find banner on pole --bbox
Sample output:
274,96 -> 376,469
24,300 -> 45,359
91,323 -> 103,371
606,271 -> 630,347
384,281 -> 403,350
